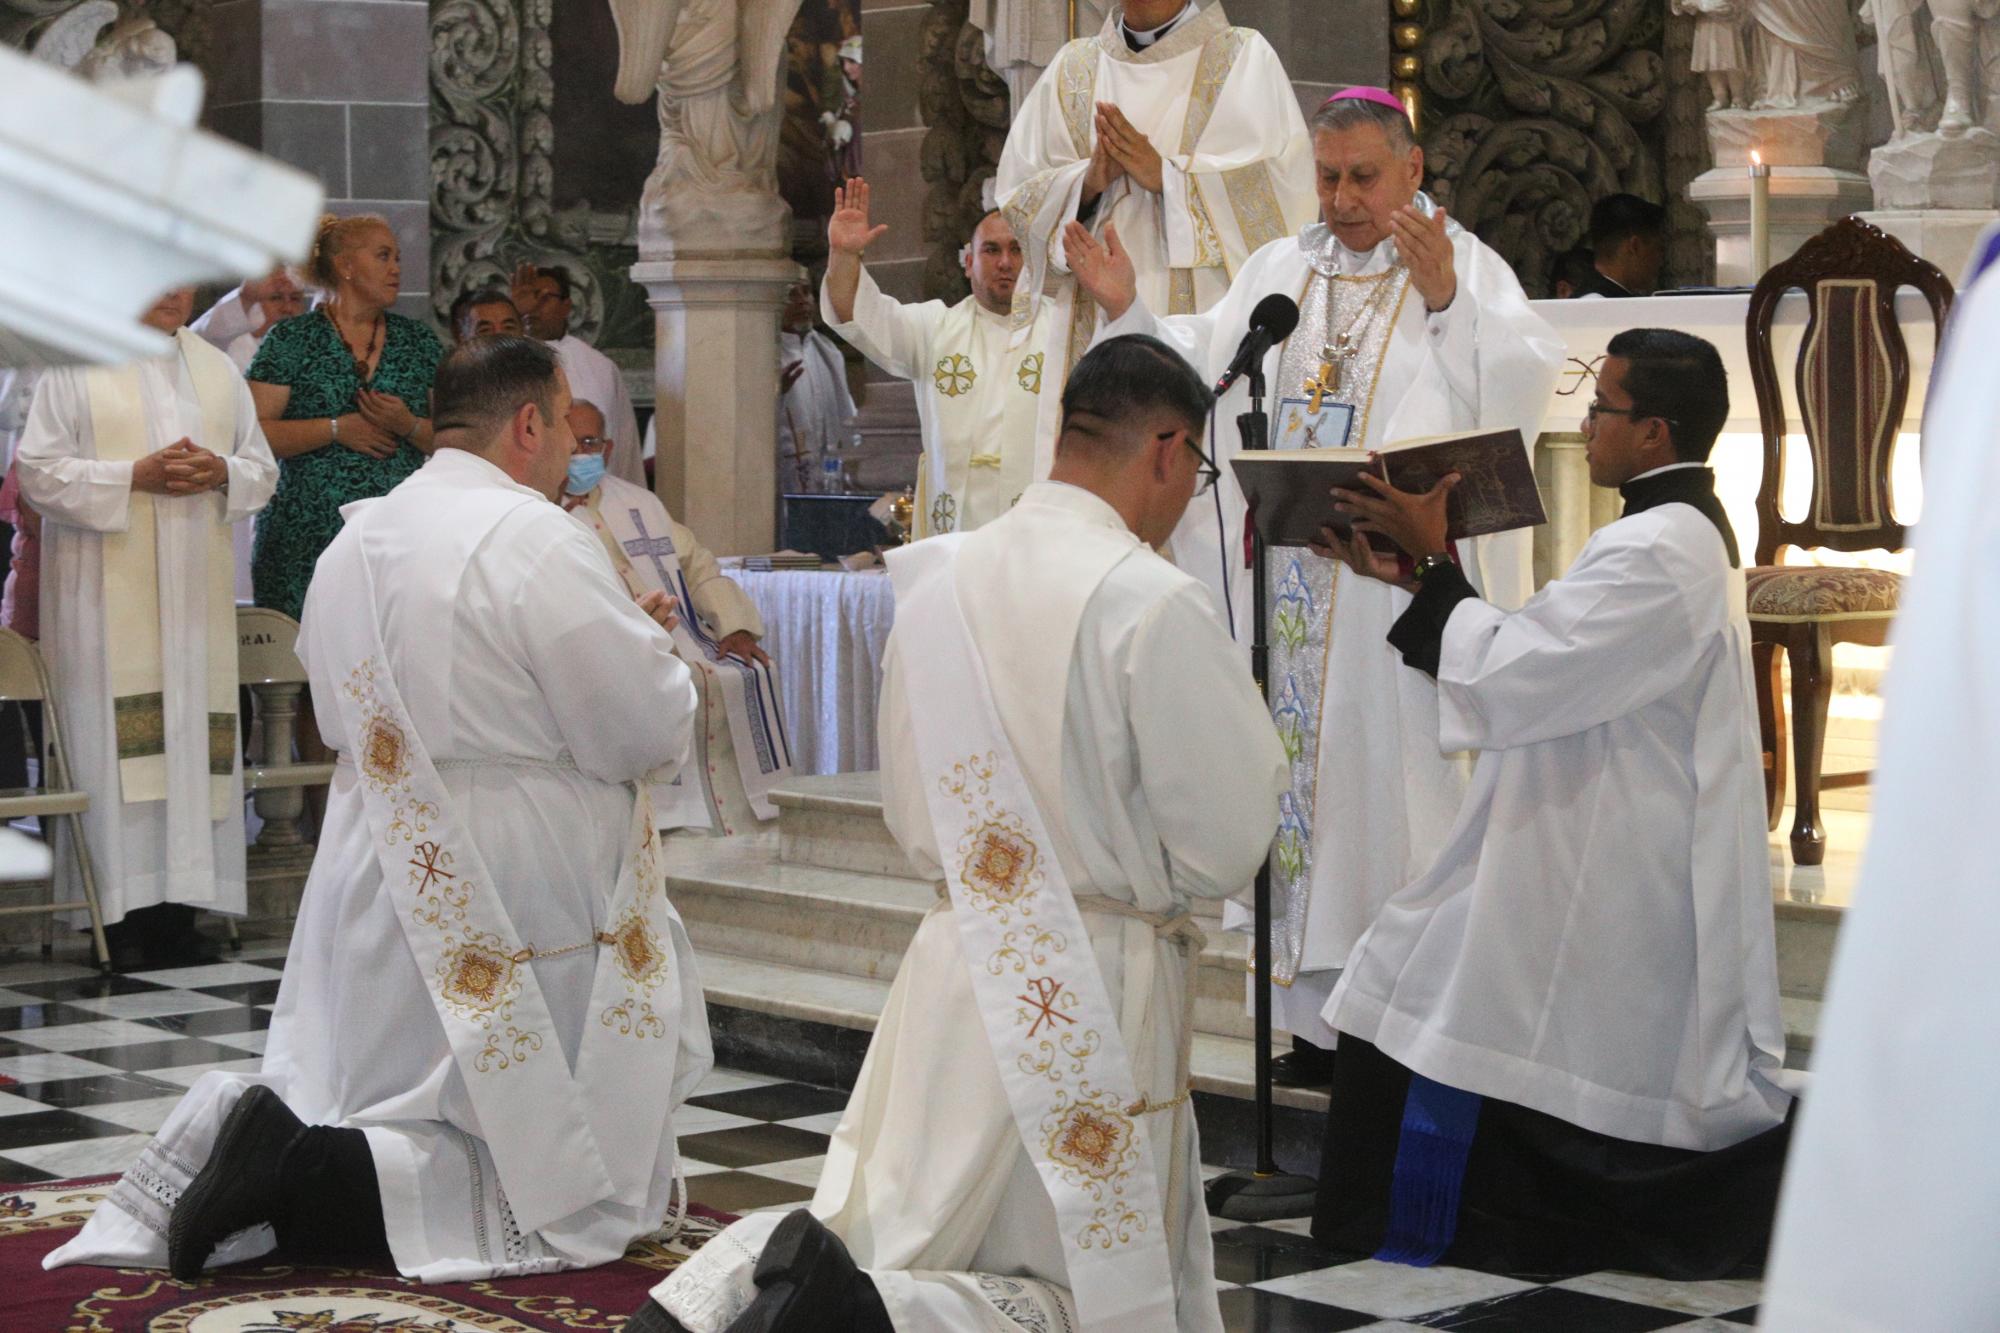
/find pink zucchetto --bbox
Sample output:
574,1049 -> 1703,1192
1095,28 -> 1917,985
1323,86 -> 1408,115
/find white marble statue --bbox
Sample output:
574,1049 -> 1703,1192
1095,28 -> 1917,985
1870,0 -> 1994,137
1677,0 -> 1751,108
969,0 -> 1112,109
1749,0 -> 1863,107
608,0 -> 809,256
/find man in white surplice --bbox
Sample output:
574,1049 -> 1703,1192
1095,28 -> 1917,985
995,0 -> 1316,469
15,285 -> 277,970
821,180 -> 1045,538
779,280 -> 861,494
514,262 -> 647,487
631,336 -> 1285,1332
561,397 -> 789,835
1064,88 -> 1564,1081
48,336 -> 712,1285
1309,330 -> 1797,1277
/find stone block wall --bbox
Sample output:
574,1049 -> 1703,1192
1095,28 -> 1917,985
202,0 -> 434,324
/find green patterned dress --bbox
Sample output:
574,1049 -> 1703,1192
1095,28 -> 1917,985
247,310 -> 442,619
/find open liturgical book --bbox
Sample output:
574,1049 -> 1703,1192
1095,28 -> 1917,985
1230,428 -> 1546,551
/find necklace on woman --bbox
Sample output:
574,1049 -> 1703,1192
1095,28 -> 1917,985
326,304 -> 383,385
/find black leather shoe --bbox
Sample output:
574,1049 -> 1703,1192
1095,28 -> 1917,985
727,1209 -> 889,1333
167,1085 -> 304,1280
623,1299 -> 694,1333
1269,1050 -> 1336,1088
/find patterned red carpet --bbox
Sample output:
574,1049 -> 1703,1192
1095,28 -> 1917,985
6,1175 -> 732,1331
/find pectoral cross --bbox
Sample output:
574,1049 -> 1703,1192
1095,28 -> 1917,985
1302,335 -> 1360,412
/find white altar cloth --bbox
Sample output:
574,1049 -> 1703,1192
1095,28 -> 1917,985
734,568 -> 895,776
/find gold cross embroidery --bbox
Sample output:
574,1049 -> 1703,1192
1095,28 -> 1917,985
1304,335 -> 1361,412
1018,976 -> 1076,1038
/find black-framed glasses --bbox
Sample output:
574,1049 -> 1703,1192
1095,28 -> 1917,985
1583,399 -> 1677,431
1175,431 -> 1221,497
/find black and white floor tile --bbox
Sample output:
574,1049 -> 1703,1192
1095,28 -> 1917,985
1,950 -> 1763,1331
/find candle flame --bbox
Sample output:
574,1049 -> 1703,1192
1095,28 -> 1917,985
1751,149 -> 1763,166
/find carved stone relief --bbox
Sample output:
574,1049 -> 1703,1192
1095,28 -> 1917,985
918,0 -> 1010,303
1416,0 -> 1672,296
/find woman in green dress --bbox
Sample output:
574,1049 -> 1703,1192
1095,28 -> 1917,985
247,213 -> 442,620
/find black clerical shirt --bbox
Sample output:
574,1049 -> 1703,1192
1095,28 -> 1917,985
1385,464 -> 1740,677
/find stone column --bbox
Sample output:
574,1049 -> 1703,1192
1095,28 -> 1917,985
634,256 -> 803,556
1532,431 -> 1595,590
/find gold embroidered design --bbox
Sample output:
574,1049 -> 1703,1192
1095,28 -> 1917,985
930,492 -> 958,533
965,822 -> 1037,904
113,693 -> 165,759
1186,177 -> 1225,270
608,913 -> 667,987
208,712 -> 237,776
1018,976 -> 1078,1038
934,353 -> 976,398
441,941 -> 518,1012
362,715 -> 409,787
1047,1100 -> 1134,1181
1018,352 -> 1045,394
1222,163 -> 1287,256
1056,39 -> 1098,158
409,840 -> 455,894
1178,29 -> 1247,154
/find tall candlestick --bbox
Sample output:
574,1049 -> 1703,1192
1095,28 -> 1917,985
1749,150 -> 1771,280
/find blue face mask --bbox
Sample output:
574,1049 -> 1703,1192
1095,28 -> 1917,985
565,453 -> 607,496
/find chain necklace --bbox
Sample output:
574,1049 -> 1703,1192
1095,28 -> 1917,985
325,303 -> 384,386
1299,268 -> 1405,411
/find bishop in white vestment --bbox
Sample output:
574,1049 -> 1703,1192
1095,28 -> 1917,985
563,398 -> 790,834
49,337 -> 711,1284
822,182 -> 1046,537
1758,237 -> 2000,1331
14,287 -> 277,959
996,0 -> 1316,468
634,336 -> 1285,1333
1067,90 -> 1564,1063
1311,330 -> 1797,1278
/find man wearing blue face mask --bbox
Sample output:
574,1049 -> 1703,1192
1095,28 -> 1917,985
562,400 -> 791,836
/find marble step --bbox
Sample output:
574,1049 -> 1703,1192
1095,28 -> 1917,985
693,949 -> 1331,1113
665,832 -> 1260,1041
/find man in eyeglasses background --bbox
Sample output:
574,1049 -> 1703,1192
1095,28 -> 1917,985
561,398 -> 789,838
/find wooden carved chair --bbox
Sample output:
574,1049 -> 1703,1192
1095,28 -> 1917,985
1744,216 -> 1952,865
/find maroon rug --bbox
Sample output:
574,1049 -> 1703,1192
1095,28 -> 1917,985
8,1175 -> 734,1331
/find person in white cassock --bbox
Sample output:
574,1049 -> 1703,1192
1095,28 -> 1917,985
562,397 -> 790,835
513,262 -> 646,486
1306,329 -> 1798,1278
1757,241 -> 2000,1331
779,279 -> 860,495
995,0 -> 1316,468
629,335 -> 1287,1333
47,336 -> 712,1284
1065,88 -> 1564,1086
15,285 -> 277,970
822,180 -> 1044,538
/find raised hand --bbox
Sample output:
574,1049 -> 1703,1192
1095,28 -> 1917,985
1390,205 -> 1457,313
1062,220 -> 1138,320
828,178 -> 891,257
509,260 -> 539,313
1095,103 -> 1164,194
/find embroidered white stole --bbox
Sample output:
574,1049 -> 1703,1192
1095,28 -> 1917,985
86,329 -> 239,819
578,489 -> 794,821
319,500 -> 697,1234
887,536 -> 1178,1328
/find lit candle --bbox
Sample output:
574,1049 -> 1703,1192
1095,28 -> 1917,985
1749,150 -> 1771,280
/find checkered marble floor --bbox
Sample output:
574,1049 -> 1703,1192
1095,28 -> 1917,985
1,950 -> 1764,1331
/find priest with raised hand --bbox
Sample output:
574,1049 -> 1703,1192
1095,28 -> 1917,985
15,284 -> 277,970
562,397 -> 790,835
1310,328 -> 1798,1277
822,179 -> 1046,537
995,0 -> 1316,470
628,335 -> 1287,1333
48,335 -> 713,1285
1064,87 -> 1564,1084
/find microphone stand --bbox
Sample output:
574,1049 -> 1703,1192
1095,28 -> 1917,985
1205,358 -> 1318,1222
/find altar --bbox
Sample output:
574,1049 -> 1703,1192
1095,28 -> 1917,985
736,567 -> 896,776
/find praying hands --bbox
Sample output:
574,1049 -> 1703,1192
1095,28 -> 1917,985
1093,103 -> 1164,194
131,438 -> 229,497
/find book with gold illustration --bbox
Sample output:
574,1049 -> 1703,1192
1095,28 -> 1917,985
1230,428 -> 1545,550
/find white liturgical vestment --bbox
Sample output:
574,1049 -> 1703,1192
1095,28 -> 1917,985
50,449 -> 713,1283
651,482 -> 1286,1331
1758,245 -> 2000,1331
15,333 -> 277,923
552,332 -> 644,486
1327,486 -> 1797,1151
996,2 -> 1316,469
573,473 -> 782,833
1102,219 -> 1564,1041
777,327 -> 858,491
823,267 -> 1046,537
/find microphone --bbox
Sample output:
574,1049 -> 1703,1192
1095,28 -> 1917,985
1212,294 -> 1299,397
